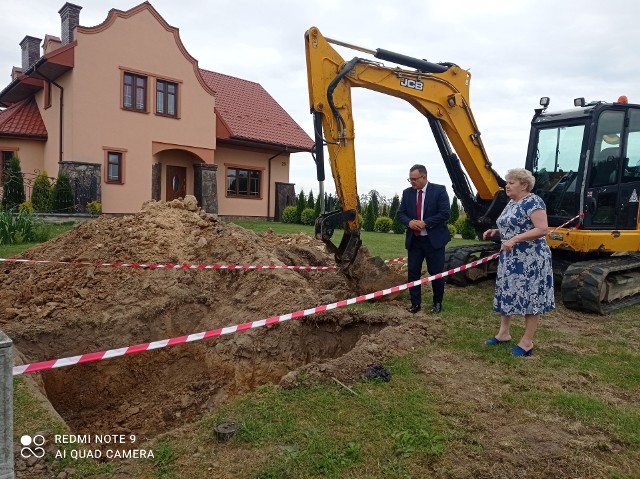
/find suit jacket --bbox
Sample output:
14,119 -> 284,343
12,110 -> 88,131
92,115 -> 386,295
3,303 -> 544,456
396,182 -> 452,250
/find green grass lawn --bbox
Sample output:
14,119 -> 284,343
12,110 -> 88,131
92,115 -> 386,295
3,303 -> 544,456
0,222 -> 74,258
230,219 -> 480,260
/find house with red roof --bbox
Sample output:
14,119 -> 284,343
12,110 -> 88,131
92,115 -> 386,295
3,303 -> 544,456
0,2 -> 313,218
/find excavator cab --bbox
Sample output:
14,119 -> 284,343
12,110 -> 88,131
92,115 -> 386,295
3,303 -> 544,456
526,97 -> 640,313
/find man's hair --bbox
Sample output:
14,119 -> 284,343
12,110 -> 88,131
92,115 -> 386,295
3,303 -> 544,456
410,164 -> 427,176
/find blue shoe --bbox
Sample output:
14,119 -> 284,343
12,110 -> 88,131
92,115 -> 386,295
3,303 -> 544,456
484,337 -> 511,345
511,345 -> 533,356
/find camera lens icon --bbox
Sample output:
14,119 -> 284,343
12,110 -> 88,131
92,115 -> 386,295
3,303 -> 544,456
20,434 -> 46,458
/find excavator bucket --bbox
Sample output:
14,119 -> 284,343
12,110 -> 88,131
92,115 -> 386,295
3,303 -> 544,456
315,209 -> 361,265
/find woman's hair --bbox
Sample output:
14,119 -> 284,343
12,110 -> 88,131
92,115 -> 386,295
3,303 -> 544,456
505,168 -> 535,191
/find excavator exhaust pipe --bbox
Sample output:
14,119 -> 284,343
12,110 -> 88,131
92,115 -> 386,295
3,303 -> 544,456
315,209 -> 361,265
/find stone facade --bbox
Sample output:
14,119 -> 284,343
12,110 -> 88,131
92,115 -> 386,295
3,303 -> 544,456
58,160 -> 101,212
194,163 -> 218,214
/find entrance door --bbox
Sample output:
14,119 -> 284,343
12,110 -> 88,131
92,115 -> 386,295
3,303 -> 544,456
166,166 -> 187,201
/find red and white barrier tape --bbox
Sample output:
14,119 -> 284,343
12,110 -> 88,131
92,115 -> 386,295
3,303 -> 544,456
384,257 -> 406,263
12,252 -> 499,376
0,257 -> 335,271
549,212 -> 583,233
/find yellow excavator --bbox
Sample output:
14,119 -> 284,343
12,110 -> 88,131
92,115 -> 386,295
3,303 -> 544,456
305,26 -> 640,314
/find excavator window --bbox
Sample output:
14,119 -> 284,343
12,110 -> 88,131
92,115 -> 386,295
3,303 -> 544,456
590,110 -> 625,188
622,112 -> 640,182
532,125 -> 583,219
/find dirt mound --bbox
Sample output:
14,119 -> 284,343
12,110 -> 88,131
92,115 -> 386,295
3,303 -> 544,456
2,196 -> 414,443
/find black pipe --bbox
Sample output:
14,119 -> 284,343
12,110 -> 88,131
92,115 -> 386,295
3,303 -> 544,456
374,49 -> 450,73
312,110 -> 325,181
327,57 -> 360,138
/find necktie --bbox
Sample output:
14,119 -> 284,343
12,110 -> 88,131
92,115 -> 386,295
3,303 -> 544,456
414,189 -> 423,236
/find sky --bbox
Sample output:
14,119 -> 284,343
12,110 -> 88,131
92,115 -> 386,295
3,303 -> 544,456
1,0 -> 639,206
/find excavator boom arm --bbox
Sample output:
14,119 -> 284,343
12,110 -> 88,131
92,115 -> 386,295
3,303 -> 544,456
305,27 -> 505,263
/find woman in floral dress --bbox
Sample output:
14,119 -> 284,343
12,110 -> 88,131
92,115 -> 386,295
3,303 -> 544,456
482,168 -> 555,356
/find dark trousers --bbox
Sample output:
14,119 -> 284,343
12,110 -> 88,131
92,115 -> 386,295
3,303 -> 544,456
407,236 -> 445,306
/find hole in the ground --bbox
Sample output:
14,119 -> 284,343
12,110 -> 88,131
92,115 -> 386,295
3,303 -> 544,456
34,315 -> 386,439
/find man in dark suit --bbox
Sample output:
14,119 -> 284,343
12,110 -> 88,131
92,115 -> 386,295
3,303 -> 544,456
396,164 -> 451,314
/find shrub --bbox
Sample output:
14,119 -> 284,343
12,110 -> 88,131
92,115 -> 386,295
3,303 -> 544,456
0,209 -> 41,245
300,207 -> 316,225
282,205 -> 297,224
51,171 -> 75,213
459,218 -> 477,240
447,224 -> 457,237
1,155 -> 26,211
391,218 -> 404,234
374,216 -> 393,233
86,201 -> 102,216
31,170 -> 52,212
19,201 -> 34,213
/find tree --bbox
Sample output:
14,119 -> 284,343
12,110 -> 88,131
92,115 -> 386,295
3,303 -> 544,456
295,189 -> 306,223
1,155 -> 26,210
356,195 -> 362,214
368,190 -> 380,218
31,170 -> 52,212
51,171 -> 75,213
389,194 -> 404,234
307,190 -> 315,209
381,203 -> 389,218
314,195 -> 321,218
362,201 -> 376,232
449,196 -> 460,225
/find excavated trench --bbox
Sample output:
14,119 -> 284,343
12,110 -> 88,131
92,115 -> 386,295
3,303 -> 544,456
24,312 -> 387,438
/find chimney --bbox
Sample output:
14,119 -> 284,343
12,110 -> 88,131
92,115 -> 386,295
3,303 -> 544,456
19,36 -> 42,71
59,2 -> 82,45
11,67 -> 23,81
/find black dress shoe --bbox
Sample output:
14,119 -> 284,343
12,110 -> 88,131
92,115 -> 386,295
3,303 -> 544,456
407,304 -> 421,314
431,303 -> 442,313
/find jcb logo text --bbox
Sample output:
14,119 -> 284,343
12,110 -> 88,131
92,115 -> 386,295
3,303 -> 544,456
400,78 -> 423,91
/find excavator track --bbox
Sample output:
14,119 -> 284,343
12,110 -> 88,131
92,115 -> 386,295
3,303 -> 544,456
444,243 -> 500,286
561,254 -> 640,315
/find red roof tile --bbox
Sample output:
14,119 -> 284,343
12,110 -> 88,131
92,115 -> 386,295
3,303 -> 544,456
199,69 -> 313,152
0,98 -> 47,139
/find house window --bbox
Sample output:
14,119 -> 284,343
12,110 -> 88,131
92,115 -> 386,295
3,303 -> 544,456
226,168 -> 261,197
106,151 -> 123,183
123,72 -> 147,112
156,80 -> 178,117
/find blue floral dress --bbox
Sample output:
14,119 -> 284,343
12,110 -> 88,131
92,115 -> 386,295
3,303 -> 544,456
493,194 -> 555,315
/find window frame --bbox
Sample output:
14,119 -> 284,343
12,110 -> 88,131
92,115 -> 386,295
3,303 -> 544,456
122,72 -> 148,113
155,79 -> 179,118
103,147 -> 127,184
225,165 -> 263,199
